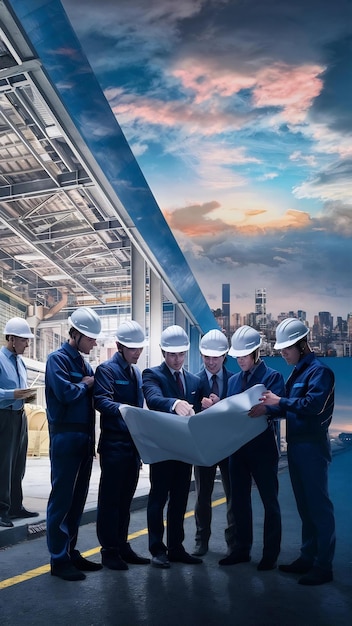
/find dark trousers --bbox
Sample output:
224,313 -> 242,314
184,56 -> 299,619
147,460 -> 192,555
229,427 -> 281,561
194,457 -> 236,550
97,439 -> 140,554
0,408 -> 27,514
288,441 -> 335,570
47,431 -> 93,564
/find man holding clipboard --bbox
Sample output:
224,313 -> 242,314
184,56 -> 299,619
0,317 -> 39,528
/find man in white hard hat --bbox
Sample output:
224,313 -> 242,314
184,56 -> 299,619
45,307 -> 103,581
218,325 -> 284,571
192,329 -> 236,557
0,317 -> 39,527
261,318 -> 335,585
142,325 -> 203,568
94,320 -> 150,570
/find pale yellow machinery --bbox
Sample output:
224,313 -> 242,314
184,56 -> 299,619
25,405 -> 49,457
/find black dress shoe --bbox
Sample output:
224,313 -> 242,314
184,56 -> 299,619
192,542 -> 208,557
219,551 -> 251,566
151,553 -> 170,569
102,553 -> 129,570
120,545 -> 150,565
279,557 -> 313,574
257,558 -> 277,571
51,562 -> 86,581
71,551 -> 103,571
298,566 -> 333,586
0,515 -> 14,528
9,507 -> 39,520
168,550 -> 203,564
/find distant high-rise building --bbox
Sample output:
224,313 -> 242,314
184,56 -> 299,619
347,313 -> 352,339
232,312 -> 241,330
255,288 -> 267,329
245,312 -> 257,328
319,311 -> 333,334
297,310 -> 306,321
222,283 -> 230,338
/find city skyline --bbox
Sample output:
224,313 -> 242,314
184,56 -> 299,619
215,284 -> 351,329
61,0 -> 352,322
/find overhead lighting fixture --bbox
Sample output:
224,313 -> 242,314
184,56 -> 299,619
45,125 -> 62,138
14,253 -> 45,261
42,273 -> 70,281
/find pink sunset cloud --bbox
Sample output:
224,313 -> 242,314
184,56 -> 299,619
171,59 -> 325,125
107,92 -> 249,136
253,63 -> 325,123
171,63 -> 255,104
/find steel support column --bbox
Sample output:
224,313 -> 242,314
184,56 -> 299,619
149,269 -> 163,367
131,244 -> 147,370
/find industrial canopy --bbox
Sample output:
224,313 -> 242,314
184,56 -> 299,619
0,0 -> 216,335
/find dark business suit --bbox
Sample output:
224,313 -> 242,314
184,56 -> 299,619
194,366 -> 236,551
142,362 -> 202,556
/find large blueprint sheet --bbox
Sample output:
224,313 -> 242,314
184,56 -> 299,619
120,384 -> 267,465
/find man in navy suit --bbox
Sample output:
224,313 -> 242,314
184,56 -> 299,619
192,329 -> 236,557
142,325 -> 203,568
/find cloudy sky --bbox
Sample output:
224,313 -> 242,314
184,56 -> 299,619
61,0 -> 352,325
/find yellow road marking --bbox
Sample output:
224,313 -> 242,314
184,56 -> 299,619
0,497 -> 226,590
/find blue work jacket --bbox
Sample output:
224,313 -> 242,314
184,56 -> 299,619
279,352 -> 334,444
227,359 -> 285,420
45,341 -> 94,432
94,351 -> 143,439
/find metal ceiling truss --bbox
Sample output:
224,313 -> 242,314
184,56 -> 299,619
0,29 -> 132,309
0,0 -> 219,338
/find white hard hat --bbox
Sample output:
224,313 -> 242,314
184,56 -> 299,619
116,320 -> 147,348
274,318 -> 309,350
3,317 -> 34,338
200,329 -> 229,356
68,307 -> 101,339
160,325 -> 190,353
229,325 -> 261,357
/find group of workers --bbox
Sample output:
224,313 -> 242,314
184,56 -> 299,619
0,308 -> 335,587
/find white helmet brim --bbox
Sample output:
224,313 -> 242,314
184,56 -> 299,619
229,340 -> 261,357
200,348 -> 228,357
274,331 -> 309,350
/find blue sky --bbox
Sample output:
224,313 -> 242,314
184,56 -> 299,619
61,0 -> 352,324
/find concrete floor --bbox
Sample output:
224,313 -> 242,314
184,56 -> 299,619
0,448 -> 351,625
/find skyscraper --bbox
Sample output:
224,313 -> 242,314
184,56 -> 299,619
222,283 -> 230,338
255,288 -> 267,329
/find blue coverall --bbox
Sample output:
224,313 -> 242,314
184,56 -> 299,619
45,341 -> 95,566
227,359 -> 284,562
279,351 -> 336,571
94,351 -> 144,559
